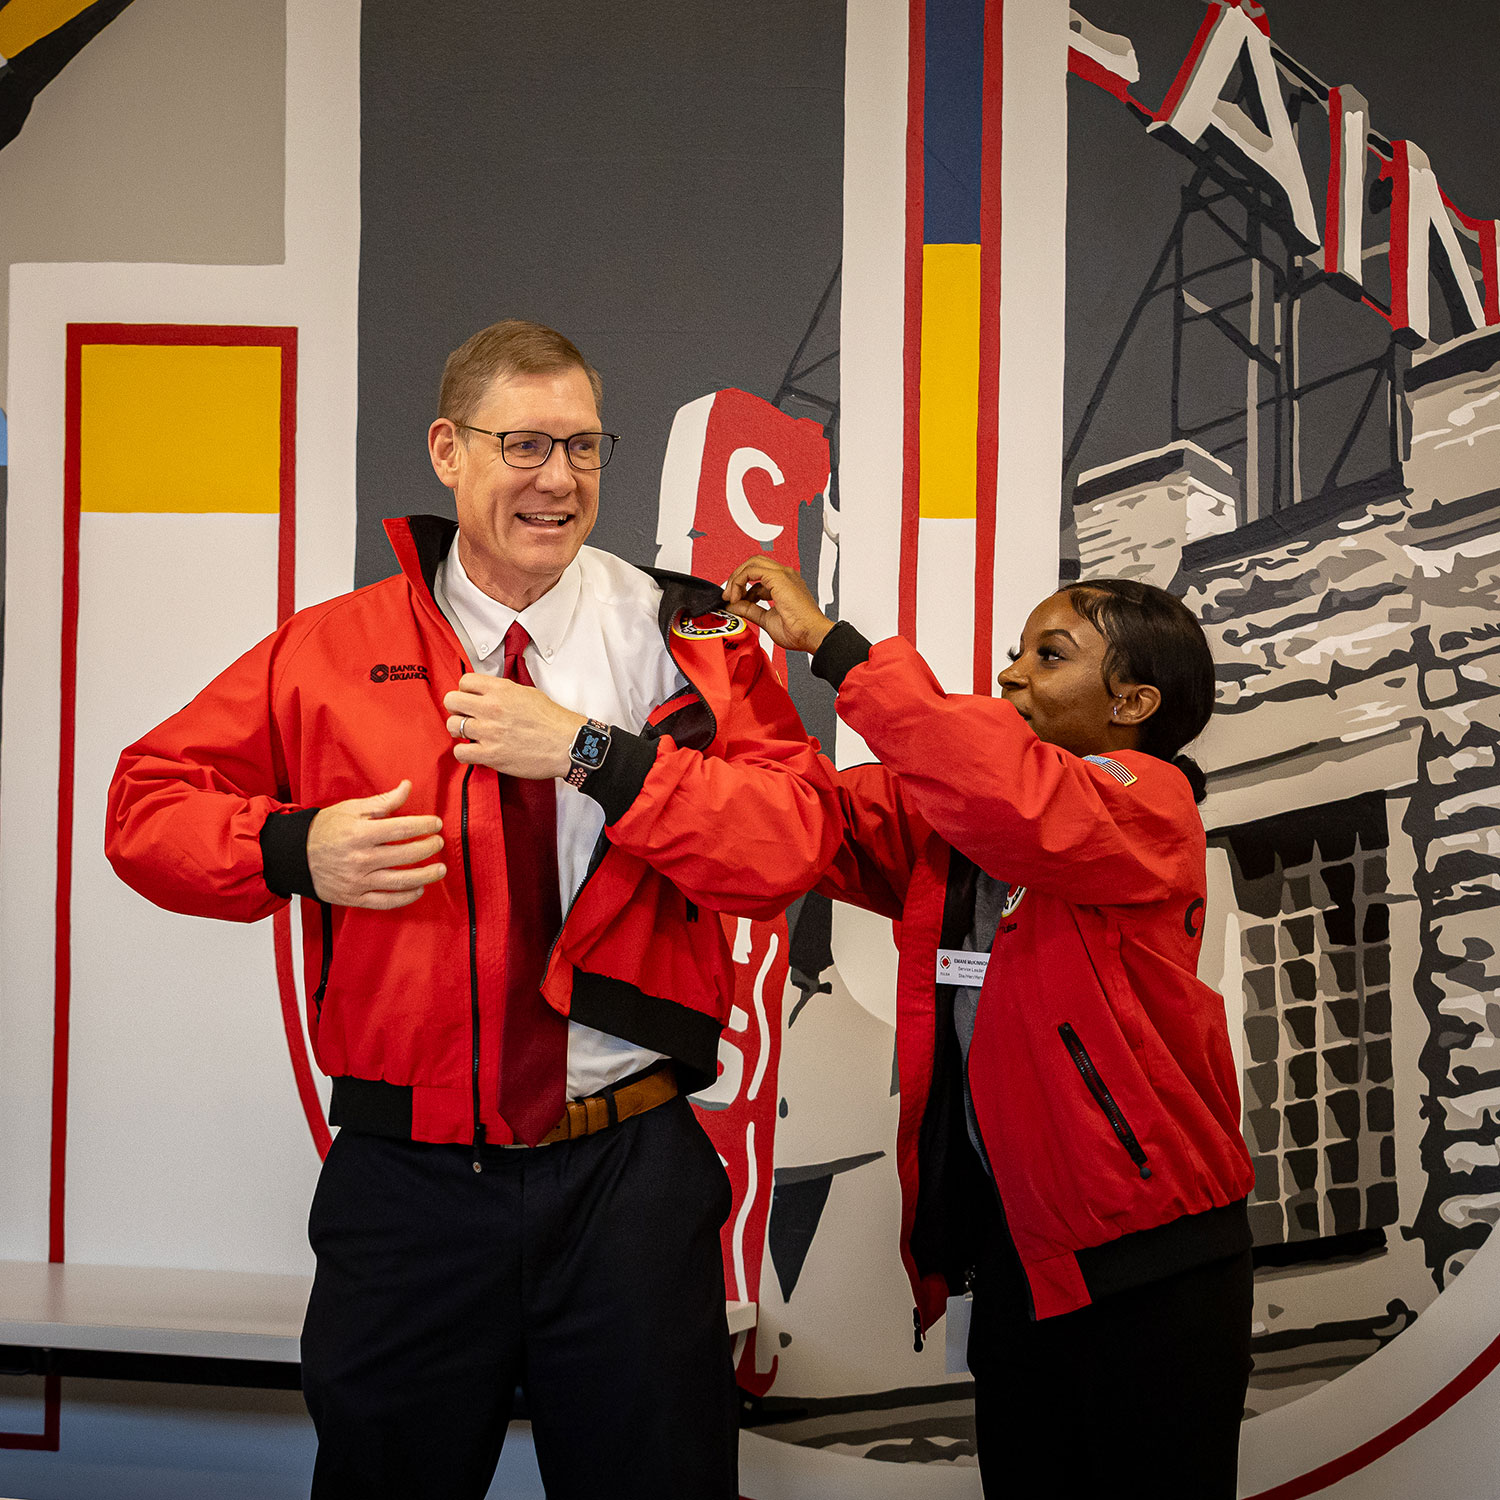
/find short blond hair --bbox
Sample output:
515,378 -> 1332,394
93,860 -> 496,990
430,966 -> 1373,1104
437,320 -> 603,426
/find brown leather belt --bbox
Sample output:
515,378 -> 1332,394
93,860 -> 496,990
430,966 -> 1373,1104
522,1063 -> 680,1147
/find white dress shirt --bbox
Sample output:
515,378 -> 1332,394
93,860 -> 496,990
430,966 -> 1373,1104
434,541 -> 691,1099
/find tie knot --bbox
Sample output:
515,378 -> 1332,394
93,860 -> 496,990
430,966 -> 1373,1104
503,621 -> 532,668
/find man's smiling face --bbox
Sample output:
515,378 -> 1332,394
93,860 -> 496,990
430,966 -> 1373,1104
429,365 -> 601,609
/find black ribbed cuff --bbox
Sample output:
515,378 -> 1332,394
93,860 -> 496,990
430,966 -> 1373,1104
810,620 -> 873,690
259,806 -> 320,898
578,727 -> 660,824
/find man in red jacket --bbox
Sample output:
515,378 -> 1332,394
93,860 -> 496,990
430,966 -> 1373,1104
106,321 -> 839,1500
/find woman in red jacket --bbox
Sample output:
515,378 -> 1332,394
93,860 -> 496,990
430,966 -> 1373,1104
725,558 -> 1256,1499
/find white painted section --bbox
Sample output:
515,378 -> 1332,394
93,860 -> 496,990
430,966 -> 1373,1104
1149,3 -> 1320,250
915,516 -> 977,693
1066,11 -> 1138,82
654,390 -> 714,572
1239,1212 -> 1500,1492
836,0 -> 907,692
830,901 -> 901,1029
1395,141 -> 1488,344
64,513 -> 321,1273
1332,88 -> 1371,285
992,0 -> 1069,676
0,0 -> 360,1271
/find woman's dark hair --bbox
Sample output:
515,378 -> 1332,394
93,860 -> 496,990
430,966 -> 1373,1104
1064,577 -> 1214,803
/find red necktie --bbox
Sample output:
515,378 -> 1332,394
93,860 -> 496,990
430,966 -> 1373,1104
495,621 -> 568,1145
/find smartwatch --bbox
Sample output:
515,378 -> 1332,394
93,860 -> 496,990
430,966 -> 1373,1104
565,719 -> 612,788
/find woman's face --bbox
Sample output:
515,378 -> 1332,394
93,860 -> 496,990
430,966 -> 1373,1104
996,592 -> 1137,758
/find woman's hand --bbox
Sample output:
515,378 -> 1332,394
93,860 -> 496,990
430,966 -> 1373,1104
723,556 -> 836,656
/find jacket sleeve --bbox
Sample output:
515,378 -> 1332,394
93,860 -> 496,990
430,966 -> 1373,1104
832,633 -> 1198,906
105,629 -> 308,923
580,632 -> 842,919
813,762 -> 927,921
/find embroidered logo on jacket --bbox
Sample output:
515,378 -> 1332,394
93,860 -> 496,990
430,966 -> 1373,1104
1083,754 -> 1138,786
1001,885 -> 1027,919
670,608 -> 746,640
369,663 -> 430,683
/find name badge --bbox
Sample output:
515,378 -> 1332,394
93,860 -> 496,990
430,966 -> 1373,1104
936,949 -> 990,986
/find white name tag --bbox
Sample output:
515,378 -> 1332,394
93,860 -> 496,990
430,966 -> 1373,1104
936,949 -> 990,986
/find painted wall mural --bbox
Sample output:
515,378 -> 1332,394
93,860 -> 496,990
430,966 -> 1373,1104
6,2 -> 1500,1496
0,0 -> 136,153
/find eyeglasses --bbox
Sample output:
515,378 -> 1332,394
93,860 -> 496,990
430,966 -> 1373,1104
455,425 -> 619,471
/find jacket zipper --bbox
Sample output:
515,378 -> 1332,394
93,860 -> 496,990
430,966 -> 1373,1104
311,903 -> 334,1018
1057,1022 -> 1152,1179
461,764 -> 485,1170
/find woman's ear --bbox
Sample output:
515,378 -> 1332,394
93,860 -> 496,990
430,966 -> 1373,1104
1112,681 -> 1160,727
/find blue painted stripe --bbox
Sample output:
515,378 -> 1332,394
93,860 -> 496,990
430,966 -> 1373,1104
923,0 -> 985,245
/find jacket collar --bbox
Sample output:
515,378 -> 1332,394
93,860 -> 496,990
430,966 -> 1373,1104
385,516 -> 730,659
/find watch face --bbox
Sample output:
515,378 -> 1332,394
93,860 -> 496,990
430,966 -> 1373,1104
573,723 -> 609,769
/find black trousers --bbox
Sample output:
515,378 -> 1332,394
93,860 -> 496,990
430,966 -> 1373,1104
968,1209 -> 1253,1500
300,1095 -> 739,1499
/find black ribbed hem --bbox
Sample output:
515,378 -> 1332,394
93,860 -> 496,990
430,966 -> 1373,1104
328,1076 -> 414,1139
811,620 -> 872,690
578,728 -> 659,824
1077,1198 -> 1253,1303
259,807 -> 320,899
568,971 -> 721,1093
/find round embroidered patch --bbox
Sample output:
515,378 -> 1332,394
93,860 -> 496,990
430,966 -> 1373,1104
671,608 -> 747,640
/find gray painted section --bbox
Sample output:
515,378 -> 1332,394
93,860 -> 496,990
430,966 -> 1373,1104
356,0 -> 845,586
0,0 -> 287,411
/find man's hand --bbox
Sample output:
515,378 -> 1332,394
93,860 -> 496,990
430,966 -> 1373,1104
723,556 -> 836,655
444,675 -> 587,779
306,780 -> 445,909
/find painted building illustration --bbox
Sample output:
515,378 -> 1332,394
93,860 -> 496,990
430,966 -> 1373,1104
1065,0 -> 1500,1419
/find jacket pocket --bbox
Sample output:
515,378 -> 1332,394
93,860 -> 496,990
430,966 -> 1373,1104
1058,1022 -> 1152,1180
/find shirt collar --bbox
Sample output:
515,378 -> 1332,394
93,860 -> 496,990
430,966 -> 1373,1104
442,541 -> 583,668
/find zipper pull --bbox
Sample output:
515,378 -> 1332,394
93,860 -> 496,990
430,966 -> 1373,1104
912,1305 -> 925,1353
473,1122 -> 487,1174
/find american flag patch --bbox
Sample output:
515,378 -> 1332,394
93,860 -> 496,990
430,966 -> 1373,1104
1084,754 -> 1138,787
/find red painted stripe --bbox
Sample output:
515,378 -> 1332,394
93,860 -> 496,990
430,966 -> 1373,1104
1153,3 -> 1219,123
49,328 -> 85,1264
971,0 -> 1002,696
50,323 -> 305,1258
1246,1329 -> 1500,1499
1066,46 -> 1130,103
1439,187 -> 1500,328
0,1372 -> 61,1451
278,329 -> 299,623
1324,86 -> 1343,277
1386,145 -> 1411,334
273,909 -> 332,1159
897,0 -> 926,645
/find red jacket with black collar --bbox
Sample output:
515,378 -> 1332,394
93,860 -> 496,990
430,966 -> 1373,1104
106,515 -> 840,1146
811,625 -> 1254,1325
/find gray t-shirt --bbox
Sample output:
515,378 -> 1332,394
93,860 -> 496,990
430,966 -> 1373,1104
952,872 -> 1009,1173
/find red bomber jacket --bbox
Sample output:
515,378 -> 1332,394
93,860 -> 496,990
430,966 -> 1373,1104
810,625 -> 1254,1325
106,515 -> 840,1147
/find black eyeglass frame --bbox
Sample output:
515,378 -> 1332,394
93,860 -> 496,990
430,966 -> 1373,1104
454,424 -> 621,471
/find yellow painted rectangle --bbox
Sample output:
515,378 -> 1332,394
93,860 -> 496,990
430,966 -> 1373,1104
80,344 -> 283,514
919,243 -> 981,520
0,0 -> 97,59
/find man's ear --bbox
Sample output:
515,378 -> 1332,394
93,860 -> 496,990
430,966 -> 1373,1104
428,418 -> 462,490
1114,681 -> 1160,727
